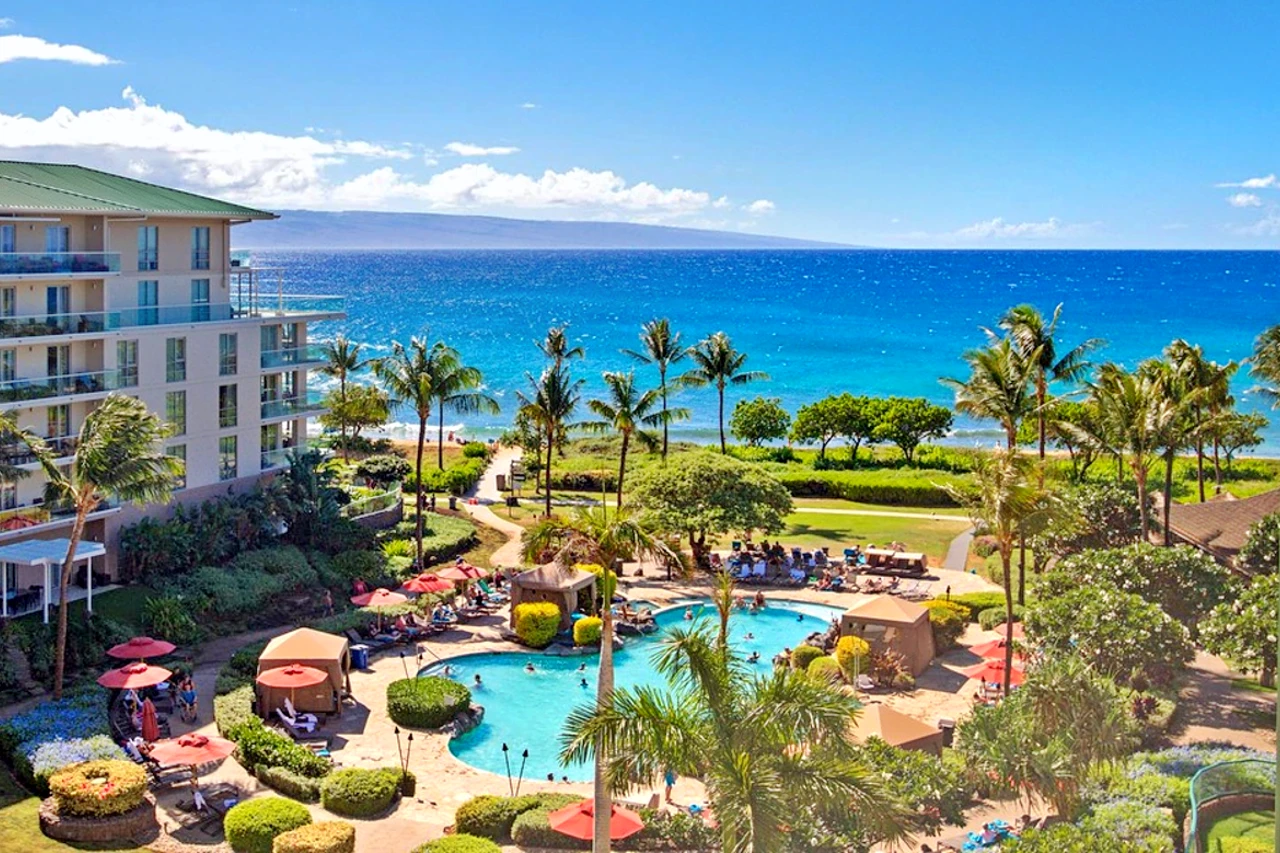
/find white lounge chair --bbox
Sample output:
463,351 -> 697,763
275,707 -> 315,733
284,697 -> 318,726
855,674 -> 877,692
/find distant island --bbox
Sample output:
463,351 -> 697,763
233,209 -> 851,250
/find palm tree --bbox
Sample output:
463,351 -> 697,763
947,448 -> 1047,694
1142,355 -> 1205,545
1251,323 -> 1280,406
680,332 -> 768,454
373,335 -> 442,567
622,319 -> 691,459
537,324 -> 585,369
318,335 -> 368,461
998,304 -> 1104,460
940,337 -> 1035,450
516,366 -> 584,517
583,372 -> 673,507
0,410 -> 39,485
429,345 -> 500,469
37,394 -> 181,699
1166,340 -> 1237,501
561,618 -> 910,852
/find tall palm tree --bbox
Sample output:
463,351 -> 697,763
561,619 -> 910,852
516,366 -> 584,517
0,410 -> 39,485
373,335 -> 442,567
429,344 -> 500,469
622,319 -> 690,459
318,335 -> 368,461
947,448 -> 1046,694
537,324 -> 585,369
1166,340 -> 1237,501
1250,323 -> 1280,406
37,394 -> 181,699
940,337 -> 1036,450
583,372 -> 674,507
680,332 -> 768,454
1142,355 -> 1204,545
998,304 -> 1104,460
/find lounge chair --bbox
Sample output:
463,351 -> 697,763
275,707 -> 316,734
345,628 -> 392,652
855,674 -> 878,692
476,579 -> 508,602
283,698 -> 318,726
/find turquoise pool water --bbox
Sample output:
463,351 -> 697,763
430,598 -> 844,781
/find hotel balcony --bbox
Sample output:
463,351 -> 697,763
0,498 -> 119,541
260,447 -> 294,471
261,390 -> 328,421
0,435 -> 77,467
0,252 -> 121,280
261,344 -> 329,370
0,369 -> 125,410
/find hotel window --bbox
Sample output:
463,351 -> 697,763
281,323 -> 299,349
137,280 -> 159,326
117,340 -> 139,387
260,325 -> 280,353
137,226 -> 158,271
219,435 -> 238,481
0,287 -> 14,318
166,445 -> 187,490
0,481 -> 15,511
47,345 -> 70,378
3,562 -> 14,597
165,390 -> 186,435
219,384 -> 238,428
45,226 -> 69,254
219,333 -> 238,376
165,337 -> 186,382
0,225 -> 14,253
191,279 -> 210,321
0,349 -> 14,383
191,227 -> 210,270
46,285 -> 69,317
48,405 -> 69,440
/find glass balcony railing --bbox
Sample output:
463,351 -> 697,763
0,435 -> 77,466
239,294 -> 345,318
0,369 -> 123,405
261,344 -> 328,369
0,496 -> 117,530
0,252 -> 121,277
261,390 -> 327,420
260,447 -> 293,470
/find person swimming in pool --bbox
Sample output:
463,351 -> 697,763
744,632 -> 754,640
577,662 -> 586,672
797,613 -> 804,622
580,678 -> 589,688
525,662 -> 536,673
474,674 -> 483,688
683,606 -> 694,620
747,651 -> 760,663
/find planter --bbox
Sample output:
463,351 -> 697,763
39,792 -> 158,844
400,774 -> 417,798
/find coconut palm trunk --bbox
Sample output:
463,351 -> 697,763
593,604 -> 615,853
545,428 -> 555,517
717,380 -> 726,453
415,416 -> 427,566
1162,449 -> 1175,546
999,541 -> 1014,695
615,433 -> 629,508
52,508 -> 87,699
658,369 -> 670,459
438,406 -> 447,470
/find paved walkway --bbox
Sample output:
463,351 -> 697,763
1172,651 -> 1276,751
461,446 -> 525,568
944,527 -> 976,571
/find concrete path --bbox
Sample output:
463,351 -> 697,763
461,446 -> 526,568
1172,651 -> 1276,751
944,527 -> 976,571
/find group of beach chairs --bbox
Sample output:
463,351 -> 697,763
719,542 -> 933,598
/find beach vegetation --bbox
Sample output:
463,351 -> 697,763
517,364 -> 585,517
354,453 -> 411,488
679,331 -> 768,454
318,335 -> 370,461
621,317 -> 691,459
870,397 -> 953,464
729,395 -> 790,447
428,347 -> 499,470
582,370 -> 666,506
320,384 -> 388,454
942,336 -> 1035,450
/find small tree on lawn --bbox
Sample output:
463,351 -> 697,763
790,395 -> 842,459
354,453 -> 412,490
729,396 -> 791,448
873,397 -> 953,465
1202,573 -> 1280,687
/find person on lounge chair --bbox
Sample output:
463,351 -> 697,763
283,697 -> 318,726
276,706 -> 315,733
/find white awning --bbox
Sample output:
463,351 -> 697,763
0,538 -> 106,567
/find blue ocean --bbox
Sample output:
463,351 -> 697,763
255,249 -> 1280,451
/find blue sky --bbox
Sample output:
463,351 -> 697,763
2,1 -> 1279,247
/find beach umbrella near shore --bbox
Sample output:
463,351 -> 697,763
98,662 -> 172,690
547,798 -> 645,841
107,636 -> 176,661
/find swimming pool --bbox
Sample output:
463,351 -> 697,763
429,598 -> 845,781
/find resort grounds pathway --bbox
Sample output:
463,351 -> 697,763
1172,651 -> 1276,752
460,445 -> 525,567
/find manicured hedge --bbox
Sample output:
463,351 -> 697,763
230,719 -> 332,779
835,635 -> 870,680
273,821 -> 356,853
948,592 -> 1007,621
807,656 -> 843,683
319,767 -> 402,818
510,795 -> 590,850
1220,839 -> 1271,853
48,760 -> 147,817
225,796 -> 313,853
413,836 -> 501,853
979,605 -> 1024,632
573,616 -> 602,646
513,602 -> 561,649
386,677 -> 472,729
454,794 -> 540,842
790,644 -> 824,671
257,765 -> 323,803
772,467 -> 970,507
922,600 -> 970,651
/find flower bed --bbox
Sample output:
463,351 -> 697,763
386,677 -> 471,729
0,690 -> 122,795
48,760 -> 147,817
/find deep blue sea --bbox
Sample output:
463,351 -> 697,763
253,249 -> 1280,451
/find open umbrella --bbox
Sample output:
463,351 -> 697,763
107,636 -> 177,661
98,662 -> 173,690
547,799 -> 645,841
968,639 -> 1028,663
257,663 -> 328,715
960,659 -> 1026,686
148,733 -> 236,810
140,698 -> 160,742
434,566 -> 471,582
400,573 -> 454,594
350,587 -> 409,608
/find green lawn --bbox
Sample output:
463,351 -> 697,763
1206,809 -> 1274,852
791,498 -> 970,516
14,586 -> 154,633
780,510 -> 970,565
0,765 -> 145,853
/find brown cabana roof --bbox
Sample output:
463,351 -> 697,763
512,563 -> 597,592
843,595 -> 928,625
257,627 -> 351,715
850,704 -> 943,753
1167,487 -> 1280,567
260,627 -> 348,661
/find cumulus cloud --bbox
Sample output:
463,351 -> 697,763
745,199 -> 776,214
952,217 -> 1073,239
1228,192 -> 1263,208
444,141 -> 520,156
1236,209 -> 1280,237
1218,174 -> 1279,189
0,34 -> 117,65
0,18 -> 14,28
520,102 -> 538,110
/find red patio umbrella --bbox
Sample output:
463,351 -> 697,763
147,733 -> 235,767
434,566 -> 471,582
350,587 -> 409,608
98,662 -> 173,690
547,799 -> 645,841
401,573 -> 454,594
968,639 -> 1028,663
140,697 -> 161,742
256,663 -> 328,690
960,659 -> 1026,686
107,636 -> 177,660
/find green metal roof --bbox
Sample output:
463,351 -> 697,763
0,161 -> 276,220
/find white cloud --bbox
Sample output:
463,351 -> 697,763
1236,209 -> 1280,237
1217,174 -> 1278,189
444,141 -> 520,156
1228,192 -> 1263,208
745,199 -> 775,215
0,33 -> 117,65
0,18 -> 14,28
952,216 -> 1072,239
520,102 -> 538,110
712,196 -> 731,209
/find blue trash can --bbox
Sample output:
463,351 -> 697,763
350,644 -> 370,670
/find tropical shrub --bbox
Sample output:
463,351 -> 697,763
355,455 -> 412,489
790,644 -> 824,671
413,836 -> 501,853
1227,511 -> 1280,576
319,767 -> 402,818
978,606 -> 1023,631
834,635 -> 870,680
231,719 -> 332,778
386,677 -> 472,729
1202,572 -> 1280,686
462,442 -> 490,459
772,467 -> 967,506
141,594 -> 202,645
330,550 -> 384,583
1000,823 -> 1173,852
1219,840 -> 1272,853
273,821 -> 356,853
225,797 -> 313,853
921,599 -> 969,651
454,794 -> 540,842
509,794 -> 591,850
513,602 -> 562,648
1031,482 -> 1145,558
381,539 -> 414,558
573,616 -> 602,646
853,738 -> 968,833
806,655 -> 843,683
1076,800 -> 1178,849
257,765 -> 323,803
48,760 -> 148,817
948,592 -> 1006,621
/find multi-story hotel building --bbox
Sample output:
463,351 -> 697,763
0,162 -> 344,619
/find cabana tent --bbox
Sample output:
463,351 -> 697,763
840,596 -> 935,676
256,627 -> 351,714
509,563 -> 597,630
850,704 -> 944,754
0,538 -> 106,622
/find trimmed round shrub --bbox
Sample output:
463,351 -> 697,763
257,765 -> 322,803
387,677 -> 472,729
413,835 -> 501,853
225,796 -> 313,853
48,759 -> 147,817
513,602 -> 561,648
273,821 -> 356,853
454,793 -> 539,841
835,635 -> 870,679
510,795 -> 590,850
978,605 -> 1023,632
949,592 -> 1006,621
1220,840 -> 1272,853
319,767 -> 401,818
922,600 -> 968,651
807,655 -> 843,683
573,616 -> 602,646
790,644 -> 824,671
